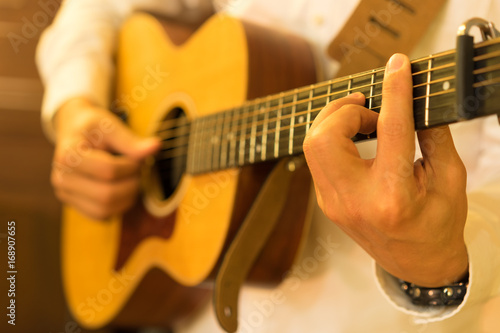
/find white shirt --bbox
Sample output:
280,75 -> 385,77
37,0 -> 500,332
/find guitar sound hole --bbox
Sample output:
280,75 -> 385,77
155,107 -> 188,199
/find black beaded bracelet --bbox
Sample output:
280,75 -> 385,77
399,274 -> 469,306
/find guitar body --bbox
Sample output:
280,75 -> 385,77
62,13 -> 318,329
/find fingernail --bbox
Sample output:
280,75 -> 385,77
351,92 -> 365,98
144,137 -> 160,147
386,53 -> 405,74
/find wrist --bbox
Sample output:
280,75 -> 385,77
54,97 -> 107,140
380,240 -> 469,288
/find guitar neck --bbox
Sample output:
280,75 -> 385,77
162,37 -> 500,175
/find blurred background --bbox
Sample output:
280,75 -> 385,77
0,1 -> 104,332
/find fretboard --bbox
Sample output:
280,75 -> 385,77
159,37 -> 500,175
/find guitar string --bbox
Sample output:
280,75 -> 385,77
155,60 -> 492,145
154,42 -> 498,136
150,46 -> 500,160
157,72 -> 447,144
157,57 -> 499,149
154,52 -> 454,133
155,61 -> 451,136
159,86 -> 444,155
157,73 -> 500,164
158,74 -> 456,146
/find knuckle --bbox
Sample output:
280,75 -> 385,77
97,185 -> 117,206
50,170 -> 64,188
303,127 -> 330,157
100,160 -> 129,181
101,165 -> 118,181
374,190 -> 412,226
90,207 -> 112,221
445,158 -> 467,189
378,116 -> 409,138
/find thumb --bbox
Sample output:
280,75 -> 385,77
103,115 -> 161,160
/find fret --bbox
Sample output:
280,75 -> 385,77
193,117 -> 202,173
425,57 -> 433,127
238,105 -> 250,166
260,98 -> 270,161
204,115 -> 217,172
279,93 -> 294,158
228,106 -> 241,168
412,52 -> 456,129
369,70 -> 375,110
326,82 -> 333,104
253,102 -> 266,162
249,102 -> 259,163
350,72 -> 374,97
288,89 -> 298,155
219,108 -> 232,169
370,70 -> 384,110
197,116 -> 209,173
347,76 -> 353,95
329,77 -> 349,102
290,87 -> 314,152
187,119 -> 199,173
305,87 -> 314,134
265,97 -> 279,160
274,93 -> 284,158
211,112 -> 224,170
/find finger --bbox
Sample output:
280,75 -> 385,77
308,92 -> 366,133
417,126 -> 458,163
56,187 -> 136,220
417,126 -> 465,178
102,114 -> 161,160
52,168 -> 140,208
332,105 -> 379,140
54,147 -> 142,181
304,104 -> 378,186
376,53 -> 415,173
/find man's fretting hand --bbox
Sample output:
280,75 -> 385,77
303,54 -> 469,287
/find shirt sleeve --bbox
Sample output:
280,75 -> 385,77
36,0 -> 212,142
375,116 -> 500,323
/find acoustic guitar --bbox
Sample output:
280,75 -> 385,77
61,13 -> 500,330
62,12 -> 318,330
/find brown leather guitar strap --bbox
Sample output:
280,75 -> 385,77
329,0 -> 447,77
213,157 -> 306,333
